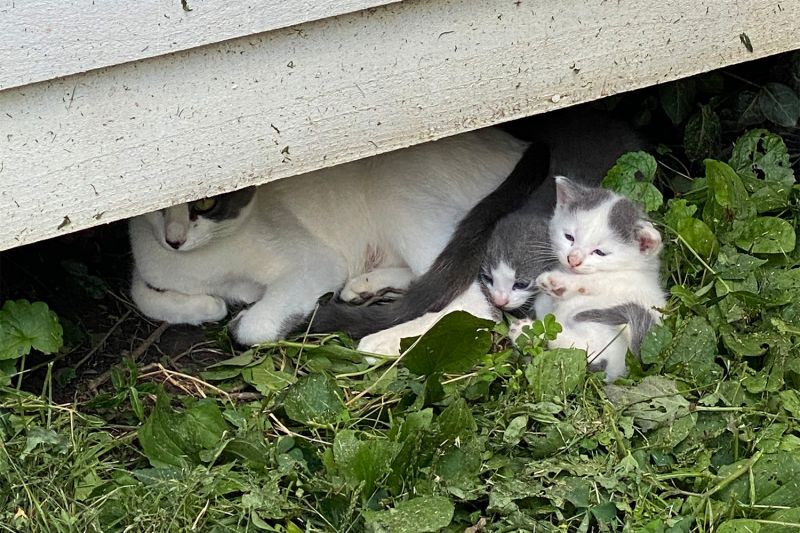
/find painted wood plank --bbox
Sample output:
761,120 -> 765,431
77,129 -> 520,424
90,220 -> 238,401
2,0 -> 799,251
0,0 -> 403,90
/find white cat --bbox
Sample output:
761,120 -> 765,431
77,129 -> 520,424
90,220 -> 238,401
129,128 -> 534,345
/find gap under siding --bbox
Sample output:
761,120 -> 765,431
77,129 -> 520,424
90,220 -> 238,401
1,0 -> 799,251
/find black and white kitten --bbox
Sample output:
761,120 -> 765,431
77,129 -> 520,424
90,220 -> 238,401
130,128 -> 547,345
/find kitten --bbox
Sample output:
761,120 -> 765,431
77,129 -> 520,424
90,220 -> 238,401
313,109 -> 650,355
509,177 -> 666,381
130,128 -> 545,345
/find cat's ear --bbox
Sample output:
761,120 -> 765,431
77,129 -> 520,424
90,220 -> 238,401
554,176 -> 576,207
635,221 -> 662,255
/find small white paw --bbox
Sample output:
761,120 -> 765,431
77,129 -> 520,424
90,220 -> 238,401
192,295 -> 228,323
509,318 -> 534,343
536,272 -> 568,298
230,308 -> 280,346
358,331 -> 402,356
340,273 -> 377,303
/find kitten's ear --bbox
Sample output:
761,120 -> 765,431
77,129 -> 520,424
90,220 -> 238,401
554,176 -> 576,207
635,221 -> 662,255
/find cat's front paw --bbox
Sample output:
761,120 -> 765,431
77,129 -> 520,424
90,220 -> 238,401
357,330 -> 402,356
229,308 -> 282,346
536,271 -> 569,298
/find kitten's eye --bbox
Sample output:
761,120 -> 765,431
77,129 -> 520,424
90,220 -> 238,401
191,198 -> 217,214
564,233 -> 574,242
480,273 -> 493,285
512,281 -> 529,290
592,249 -> 607,256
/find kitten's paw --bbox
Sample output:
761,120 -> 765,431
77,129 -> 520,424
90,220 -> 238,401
340,274 -> 381,304
509,318 -> 534,343
229,308 -> 281,346
536,272 -> 568,298
198,295 -> 229,323
357,331 -> 402,356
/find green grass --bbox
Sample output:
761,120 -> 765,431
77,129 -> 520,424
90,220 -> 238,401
3,60 -> 800,531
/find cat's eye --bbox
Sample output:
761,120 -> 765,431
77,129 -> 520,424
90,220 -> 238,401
480,273 -> 493,285
191,198 -> 217,214
512,281 -> 529,290
593,249 -> 607,256
564,233 -> 574,242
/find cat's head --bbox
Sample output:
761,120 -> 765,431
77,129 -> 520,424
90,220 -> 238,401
549,176 -> 662,274
143,187 -> 256,252
480,213 -> 550,311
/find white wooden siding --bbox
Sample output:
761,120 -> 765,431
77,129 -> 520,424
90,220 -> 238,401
1,0 -> 799,251
0,0 -> 402,90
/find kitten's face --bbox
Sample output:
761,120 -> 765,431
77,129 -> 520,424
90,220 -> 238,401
480,261 -> 535,311
550,176 -> 661,274
143,187 -> 256,252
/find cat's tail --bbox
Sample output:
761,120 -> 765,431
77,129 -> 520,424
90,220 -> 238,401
308,140 -> 551,339
573,303 -> 658,354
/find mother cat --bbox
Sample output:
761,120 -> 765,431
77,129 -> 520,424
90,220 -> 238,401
129,128 -> 546,344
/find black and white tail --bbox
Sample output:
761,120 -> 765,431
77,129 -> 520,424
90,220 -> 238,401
308,140 -> 551,339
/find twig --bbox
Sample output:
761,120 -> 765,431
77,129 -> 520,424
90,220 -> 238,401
73,310 -> 132,372
88,321 -> 169,391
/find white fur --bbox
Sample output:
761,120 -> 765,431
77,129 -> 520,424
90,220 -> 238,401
339,267 -> 415,303
130,128 -> 527,344
485,262 -> 534,310
535,180 -> 665,381
357,282 -> 498,355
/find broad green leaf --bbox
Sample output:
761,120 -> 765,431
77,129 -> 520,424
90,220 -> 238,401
19,426 -> 70,460
684,105 -> 721,161
735,216 -> 796,254
436,398 -> 477,444
717,520 -> 762,533
729,130 -> 795,212
605,376 -> 692,432
601,151 -> 663,212
663,317 -> 720,386
659,79 -> 697,125
713,247 -> 768,279
717,451 -> 800,507
242,362 -> 296,395
639,324 -> 674,365
0,359 -> 15,386
503,415 -> 528,446
282,373 -> 345,426
363,496 -> 454,533
0,300 -> 63,360
525,348 -> 586,402
759,82 -> 800,127
400,311 -> 494,376
138,395 -> 228,468
665,199 -> 719,261
704,160 -> 752,215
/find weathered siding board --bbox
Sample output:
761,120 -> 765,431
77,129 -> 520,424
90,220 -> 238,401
0,0 -> 403,90
1,0 -> 799,251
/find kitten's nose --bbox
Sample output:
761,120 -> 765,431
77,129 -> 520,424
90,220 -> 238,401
568,253 -> 583,267
166,238 -> 184,250
492,293 -> 509,307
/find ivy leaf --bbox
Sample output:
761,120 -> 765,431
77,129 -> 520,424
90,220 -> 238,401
684,105 -> 721,161
659,78 -> 697,125
735,216 -> 796,254
602,151 -> 663,212
758,82 -> 800,127
729,129 -> 796,212
0,300 -> 63,360
283,373 -> 346,426
401,311 -> 494,376
363,495 -> 454,533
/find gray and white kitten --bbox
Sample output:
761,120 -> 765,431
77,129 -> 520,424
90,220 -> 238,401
494,177 -> 666,381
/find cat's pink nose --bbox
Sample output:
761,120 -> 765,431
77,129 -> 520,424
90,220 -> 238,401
568,253 -> 583,267
493,294 -> 509,307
